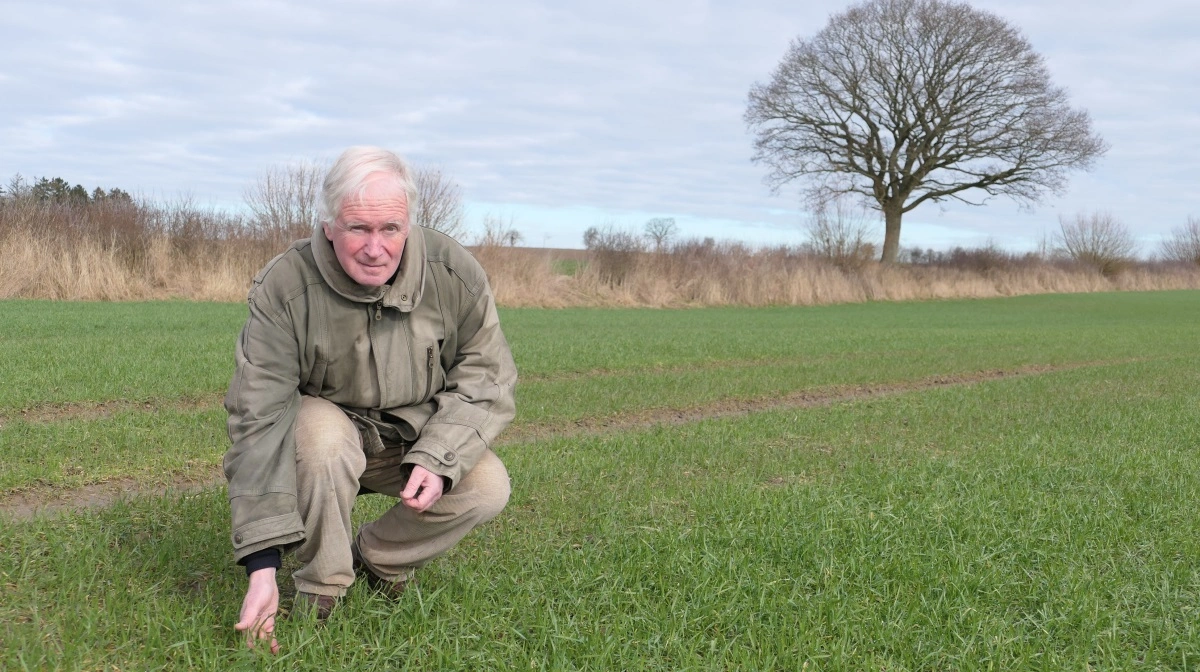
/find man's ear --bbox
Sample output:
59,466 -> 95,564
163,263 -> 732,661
322,221 -> 333,241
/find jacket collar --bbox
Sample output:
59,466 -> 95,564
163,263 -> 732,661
310,224 -> 426,312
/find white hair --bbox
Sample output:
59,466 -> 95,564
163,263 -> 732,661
319,146 -> 419,225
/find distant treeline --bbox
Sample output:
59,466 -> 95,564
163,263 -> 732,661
2,177 -> 1199,305
3,175 -> 133,207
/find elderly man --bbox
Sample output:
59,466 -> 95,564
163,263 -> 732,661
223,146 -> 516,651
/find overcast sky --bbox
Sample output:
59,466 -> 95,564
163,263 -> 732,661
3,0 -> 1197,253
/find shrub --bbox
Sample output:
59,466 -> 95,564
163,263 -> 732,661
1056,212 -> 1136,277
583,224 -> 645,286
474,214 -> 523,248
805,198 -> 876,269
1159,216 -> 1200,266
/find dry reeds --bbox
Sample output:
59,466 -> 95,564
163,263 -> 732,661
2,197 -> 1199,306
481,239 -> 1200,308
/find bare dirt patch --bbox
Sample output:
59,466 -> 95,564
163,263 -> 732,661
0,466 -> 223,521
500,361 -> 1094,444
0,361 -> 1111,520
517,355 -> 840,384
0,393 -> 224,428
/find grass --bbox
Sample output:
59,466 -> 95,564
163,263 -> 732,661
0,407 -> 227,493
3,292 -> 1194,492
2,292 -> 1200,669
0,300 -> 242,409
550,258 -> 585,277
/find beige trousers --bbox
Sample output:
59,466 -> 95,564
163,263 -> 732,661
291,396 -> 511,597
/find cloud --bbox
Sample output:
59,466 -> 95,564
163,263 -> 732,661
1,0 -> 1196,250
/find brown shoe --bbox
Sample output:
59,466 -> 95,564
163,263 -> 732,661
352,541 -> 413,599
294,592 -> 338,621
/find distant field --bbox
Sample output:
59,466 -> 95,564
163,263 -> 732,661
2,292 -> 1199,670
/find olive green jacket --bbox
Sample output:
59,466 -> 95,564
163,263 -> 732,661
222,225 -> 517,561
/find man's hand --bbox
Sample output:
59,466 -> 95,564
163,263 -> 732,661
401,465 -> 444,512
234,567 -> 280,654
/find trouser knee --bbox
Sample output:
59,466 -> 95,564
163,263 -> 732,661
294,396 -> 364,481
462,451 -> 511,523
472,476 -> 510,523
294,398 -> 360,468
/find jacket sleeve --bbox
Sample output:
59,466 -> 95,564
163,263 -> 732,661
222,291 -> 307,562
403,276 -> 517,488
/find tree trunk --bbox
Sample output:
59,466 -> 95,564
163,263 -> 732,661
880,204 -> 903,263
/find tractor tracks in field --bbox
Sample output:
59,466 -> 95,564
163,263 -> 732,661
502,362 -> 1073,444
0,393 -> 226,428
0,359 -> 1119,520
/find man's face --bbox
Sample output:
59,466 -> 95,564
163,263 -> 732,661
323,173 -> 409,287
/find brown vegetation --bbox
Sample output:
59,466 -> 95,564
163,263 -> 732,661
480,243 -> 1200,308
2,197 -> 1199,306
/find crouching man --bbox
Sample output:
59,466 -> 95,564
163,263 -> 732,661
223,146 -> 516,652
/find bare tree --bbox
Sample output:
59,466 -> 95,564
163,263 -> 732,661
243,161 -> 324,244
244,159 -> 469,243
1159,216 -> 1200,265
583,223 -> 645,286
806,197 -> 876,269
643,217 -> 678,252
2,174 -> 32,201
1057,212 -> 1136,277
411,165 -> 466,240
745,0 -> 1107,263
502,228 -> 523,247
475,214 -> 523,248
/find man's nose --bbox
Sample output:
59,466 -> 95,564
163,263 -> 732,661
364,233 -> 384,256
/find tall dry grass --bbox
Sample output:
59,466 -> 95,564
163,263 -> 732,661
480,242 -> 1200,308
0,196 -> 282,301
3,198 -> 1199,306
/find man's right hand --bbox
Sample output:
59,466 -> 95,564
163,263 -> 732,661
234,567 -> 280,654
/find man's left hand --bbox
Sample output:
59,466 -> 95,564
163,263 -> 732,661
400,465 -> 444,512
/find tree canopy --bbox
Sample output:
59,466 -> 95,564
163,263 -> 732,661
2,175 -> 132,206
745,0 -> 1107,262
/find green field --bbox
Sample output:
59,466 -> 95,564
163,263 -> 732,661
2,292 -> 1199,670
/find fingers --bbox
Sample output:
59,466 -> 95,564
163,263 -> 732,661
402,483 -> 443,511
236,573 -> 280,654
401,467 -> 443,511
400,471 -> 421,499
234,609 -> 274,636
235,591 -> 277,632
401,489 -> 433,512
236,613 -> 278,653
400,482 -> 417,500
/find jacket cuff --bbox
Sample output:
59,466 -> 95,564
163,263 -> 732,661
240,548 -> 282,576
402,440 -> 463,490
230,510 -> 305,562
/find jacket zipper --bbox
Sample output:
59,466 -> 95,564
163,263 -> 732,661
374,301 -> 383,321
425,345 -> 435,396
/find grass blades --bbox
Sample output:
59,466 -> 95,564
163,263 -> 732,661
3,291 -> 1196,412
0,300 -> 243,409
4,292 -> 1197,495
4,355 -> 1200,669
0,407 -> 226,493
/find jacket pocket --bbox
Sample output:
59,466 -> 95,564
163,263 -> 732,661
422,341 -> 444,400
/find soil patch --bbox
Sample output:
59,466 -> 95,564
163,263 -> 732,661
500,362 -> 1088,444
0,467 -> 223,521
0,393 -> 224,427
517,355 -> 839,383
